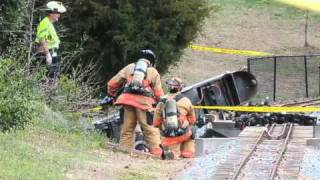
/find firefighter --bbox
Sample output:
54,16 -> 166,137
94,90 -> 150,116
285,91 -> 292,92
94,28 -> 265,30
107,49 -> 164,156
153,77 -> 196,159
35,1 -> 66,81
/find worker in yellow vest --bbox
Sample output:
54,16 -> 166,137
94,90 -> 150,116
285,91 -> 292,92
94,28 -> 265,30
35,1 -> 66,80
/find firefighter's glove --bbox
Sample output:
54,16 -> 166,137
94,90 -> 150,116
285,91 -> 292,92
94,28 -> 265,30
99,96 -> 114,106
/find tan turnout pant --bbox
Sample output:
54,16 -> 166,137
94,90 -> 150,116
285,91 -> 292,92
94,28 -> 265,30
165,139 -> 195,159
119,105 -> 162,154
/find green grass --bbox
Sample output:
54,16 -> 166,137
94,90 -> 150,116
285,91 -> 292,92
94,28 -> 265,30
208,0 -> 320,21
250,58 -> 306,75
0,106 -> 106,180
119,171 -> 156,180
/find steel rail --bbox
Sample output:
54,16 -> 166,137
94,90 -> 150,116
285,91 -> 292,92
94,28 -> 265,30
281,98 -> 320,107
276,123 -> 288,140
267,123 -> 276,134
302,102 -> 320,107
232,123 -> 288,180
268,123 -> 294,180
231,128 -> 267,180
265,123 -> 287,140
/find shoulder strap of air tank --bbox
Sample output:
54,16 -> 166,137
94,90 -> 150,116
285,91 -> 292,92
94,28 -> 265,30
174,93 -> 185,102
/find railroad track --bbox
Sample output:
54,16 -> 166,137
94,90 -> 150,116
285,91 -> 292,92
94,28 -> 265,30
234,123 -> 292,180
280,98 -> 320,107
212,123 -> 313,180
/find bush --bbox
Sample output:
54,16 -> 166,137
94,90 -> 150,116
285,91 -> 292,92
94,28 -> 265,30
0,58 -> 43,131
46,74 -> 96,112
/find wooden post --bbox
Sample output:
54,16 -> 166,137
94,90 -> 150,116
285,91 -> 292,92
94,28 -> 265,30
304,10 -> 309,47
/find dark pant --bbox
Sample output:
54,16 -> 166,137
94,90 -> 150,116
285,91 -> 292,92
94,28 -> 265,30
33,49 -> 60,79
48,55 -> 60,79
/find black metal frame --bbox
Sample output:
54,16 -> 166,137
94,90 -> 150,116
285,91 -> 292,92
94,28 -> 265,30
304,56 -> 309,98
248,54 -> 320,101
273,56 -> 277,101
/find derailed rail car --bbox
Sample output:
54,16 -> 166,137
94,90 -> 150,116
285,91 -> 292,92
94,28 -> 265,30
180,71 -> 258,137
181,71 -> 257,107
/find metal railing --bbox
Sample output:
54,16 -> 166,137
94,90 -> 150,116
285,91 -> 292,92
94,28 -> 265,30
248,54 -> 320,101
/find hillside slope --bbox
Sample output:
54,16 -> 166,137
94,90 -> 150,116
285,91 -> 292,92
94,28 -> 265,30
165,0 -> 320,84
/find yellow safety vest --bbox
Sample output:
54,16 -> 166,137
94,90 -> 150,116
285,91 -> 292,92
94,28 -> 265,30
35,17 -> 60,49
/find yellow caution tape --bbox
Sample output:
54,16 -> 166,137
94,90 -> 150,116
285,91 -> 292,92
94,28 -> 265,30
91,106 -> 103,112
276,0 -> 320,12
193,105 -> 320,113
189,45 -> 272,56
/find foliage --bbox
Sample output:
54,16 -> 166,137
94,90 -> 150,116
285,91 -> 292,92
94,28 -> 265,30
0,112 -> 106,180
0,0 -> 34,54
0,1 -> 22,51
1,0 -> 211,83
119,171 -> 155,180
46,74 -> 96,112
0,58 -> 44,131
62,0 -> 211,82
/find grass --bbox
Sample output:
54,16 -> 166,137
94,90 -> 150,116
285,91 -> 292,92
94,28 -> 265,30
250,57 -> 307,74
204,0 -> 320,39
209,0 -> 320,19
0,105 -> 106,180
119,171 -> 156,180
249,55 -> 320,101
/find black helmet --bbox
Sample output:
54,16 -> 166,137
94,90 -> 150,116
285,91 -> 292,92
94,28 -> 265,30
140,49 -> 156,66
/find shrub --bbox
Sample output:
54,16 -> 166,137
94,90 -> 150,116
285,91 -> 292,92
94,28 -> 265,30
46,74 -> 96,112
0,58 -> 43,131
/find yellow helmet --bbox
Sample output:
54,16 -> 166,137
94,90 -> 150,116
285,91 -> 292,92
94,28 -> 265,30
46,1 -> 66,13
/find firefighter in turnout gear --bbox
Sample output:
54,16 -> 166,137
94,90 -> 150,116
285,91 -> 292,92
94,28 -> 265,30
107,49 -> 164,156
153,77 -> 197,159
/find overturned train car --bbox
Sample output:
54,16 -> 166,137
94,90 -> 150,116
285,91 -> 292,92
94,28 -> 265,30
180,71 -> 258,138
181,71 -> 257,107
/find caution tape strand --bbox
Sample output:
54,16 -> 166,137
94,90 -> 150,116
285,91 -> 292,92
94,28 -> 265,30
189,45 -> 272,56
193,105 -> 320,113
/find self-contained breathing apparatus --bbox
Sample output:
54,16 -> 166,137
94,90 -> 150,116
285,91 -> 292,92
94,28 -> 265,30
161,94 -> 189,137
123,59 -> 153,97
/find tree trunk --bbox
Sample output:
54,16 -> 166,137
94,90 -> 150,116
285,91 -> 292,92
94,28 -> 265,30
27,0 -> 36,74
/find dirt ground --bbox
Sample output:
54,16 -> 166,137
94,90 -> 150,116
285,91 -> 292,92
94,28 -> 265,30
68,3 -> 320,180
65,147 -> 192,180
